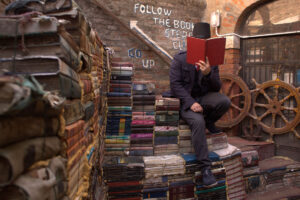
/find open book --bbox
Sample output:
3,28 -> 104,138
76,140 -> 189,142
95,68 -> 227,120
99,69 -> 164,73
186,36 -> 226,66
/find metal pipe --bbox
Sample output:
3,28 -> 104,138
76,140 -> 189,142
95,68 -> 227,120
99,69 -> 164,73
215,27 -> 300,39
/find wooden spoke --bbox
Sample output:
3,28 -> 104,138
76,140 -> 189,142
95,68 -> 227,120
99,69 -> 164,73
230,92 -> 244,99
279,111 -> 289,124
274,86 -> 279,101
271,113 -> 276,128
280,93 -> 293,104
260,90 -> 272,103
282,106 -> 297,112
258,110 -> 271,121
230,103 -> 242,111
254,103 -> 269,108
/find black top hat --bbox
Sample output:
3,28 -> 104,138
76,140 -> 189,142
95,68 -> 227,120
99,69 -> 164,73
192,22 -> 211,39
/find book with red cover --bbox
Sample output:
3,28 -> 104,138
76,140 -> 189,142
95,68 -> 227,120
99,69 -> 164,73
186,36 -> 226,66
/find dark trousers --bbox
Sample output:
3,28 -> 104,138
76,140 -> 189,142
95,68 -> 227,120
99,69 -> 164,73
180,92 -> 231,169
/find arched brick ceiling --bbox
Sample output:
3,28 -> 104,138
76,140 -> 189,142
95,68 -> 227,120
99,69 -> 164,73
238,0 -> 300,35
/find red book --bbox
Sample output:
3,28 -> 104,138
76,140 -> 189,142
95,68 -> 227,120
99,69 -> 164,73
186,36 -> 226,66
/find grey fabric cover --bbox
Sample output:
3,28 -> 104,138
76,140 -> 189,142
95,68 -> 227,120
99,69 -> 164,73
0,117 -> 60,147
0,137 -> 61,186
0,167 -> 56,200
48,156 -> 68,199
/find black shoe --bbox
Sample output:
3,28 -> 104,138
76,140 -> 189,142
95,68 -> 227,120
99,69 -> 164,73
202,168 -> 218,188
206,123 -> 222,134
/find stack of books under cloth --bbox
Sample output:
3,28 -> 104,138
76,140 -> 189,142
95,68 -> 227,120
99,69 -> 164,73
0,75 -> 66,199
0,4 -> 110,198
154,96 -> 180,155
105,62 -> 133,156
130,82 -> 156,156
102,156 -> 145,199
143,155 -> 185,199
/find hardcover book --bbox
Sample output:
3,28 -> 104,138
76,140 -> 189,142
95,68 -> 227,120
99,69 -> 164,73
187,36 -> 226,66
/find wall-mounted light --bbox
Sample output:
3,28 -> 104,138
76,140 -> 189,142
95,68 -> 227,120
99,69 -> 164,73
210,10 -> 220,28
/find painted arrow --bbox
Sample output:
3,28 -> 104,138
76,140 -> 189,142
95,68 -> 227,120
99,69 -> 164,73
130,20 -> 173,60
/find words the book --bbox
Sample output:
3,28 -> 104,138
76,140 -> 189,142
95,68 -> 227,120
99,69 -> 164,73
186,36 -> 226,66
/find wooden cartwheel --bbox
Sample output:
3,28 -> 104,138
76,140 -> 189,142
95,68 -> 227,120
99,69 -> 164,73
216,73 -> 252,128
251,79 -> 300,142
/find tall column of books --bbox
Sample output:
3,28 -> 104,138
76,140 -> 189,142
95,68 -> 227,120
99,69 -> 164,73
105,62 -> 133,156
0,4 -> 108,200
130,82 -> 156,156
154,96 -> 180,156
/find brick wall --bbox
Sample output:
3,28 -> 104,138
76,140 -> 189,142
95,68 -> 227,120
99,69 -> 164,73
75,0 -> 208,93
73,0 -> 268,93
2,0 -> 289,93
0,0 -> 274,93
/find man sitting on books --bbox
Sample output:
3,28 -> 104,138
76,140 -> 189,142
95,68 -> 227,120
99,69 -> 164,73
169,22 -> 231,187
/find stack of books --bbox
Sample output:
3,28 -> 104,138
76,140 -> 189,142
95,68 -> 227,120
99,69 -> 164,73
0,4 -> 110,198
178,120 -> 194,154
105,62 -> 133,156
143,155 -> 185,199
143,176 -> 169,200
249,157 -> 300,193
154,96 -> 180,155
102,156 -> 145,199
130,82 -> 156,156
195,166 -> 227,200
212,144 -> 246,200
168,174 -> 195,200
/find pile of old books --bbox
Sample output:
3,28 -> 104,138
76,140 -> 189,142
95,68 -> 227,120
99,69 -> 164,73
0,75 -> 66,199
105,62 -> 133,156
102,156 -> 145,199
211,144 -> 246,200
130,82 -> 156,156
154,96 -> 180,155
178,119 -> 245,200
179,119 -> 229,154
143,155 -> 185,199
245,156 -> 300,195
178,120 -> 194,154
168,174 -> 195,200
143,176 -> 169,199
195,159 -> 227,199
0,2 -> 109,199
240,147 -> 260,194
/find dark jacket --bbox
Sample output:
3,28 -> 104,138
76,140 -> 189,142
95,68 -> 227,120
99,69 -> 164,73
170,51 -> 221,110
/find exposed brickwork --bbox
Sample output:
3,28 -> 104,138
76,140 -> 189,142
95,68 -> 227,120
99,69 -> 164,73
74,0 -> 209,93
72,0 -> 270,93
224,49 -> 240,65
